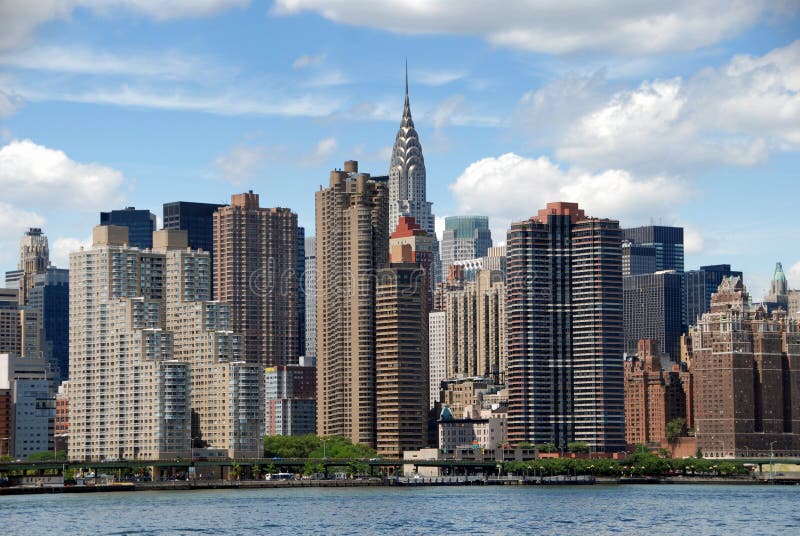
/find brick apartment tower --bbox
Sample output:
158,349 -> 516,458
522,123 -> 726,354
213,192 -> 299,367
374,219 -> 431,457
690,276 -> 800,458
315,161 -> 388,447
507,202 -> 625,452
623,339 -> 693,446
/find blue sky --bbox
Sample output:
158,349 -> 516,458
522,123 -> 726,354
0,1 -> 798,297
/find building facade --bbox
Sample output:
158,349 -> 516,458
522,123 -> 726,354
623,339 -> 693,447
264,364 -> 316,436
685,264 -> 743,327
304,237 -> 317,360
0,289 -> 41,361
213,192 -> 300,367
28,268 -> 69,383
445,270 -> 507,383
690,276 -> 800,458
0,353 -> 54,460
428,311 -> 446,409
99,207 -> 157,250
375,258 -> 429,457
440,216 -> 493,279
623,270 -> 683,362
507,202 -> 625,452
315,161 -> 389,447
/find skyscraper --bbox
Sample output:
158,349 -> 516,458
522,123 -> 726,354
7,228 -> 50,304
28,268 -> 69,383
440,216 -> 493,278
297,227 -> 306,359
428,311 -> 446,409
622,226 -> 684,273
316,161 -> 388,447
507,202 -> 625,452
690,276 -> 800,458
99,207 -> 157,249
213,192 -> 300,367
162,201 -> 225,253
375,252 -> 428,457
623,270 -> 683,361
445,269 -> 507,383
264,364 -> 316,436
304,237 -> 317,360
388,68 -> 439,281
685,264 -> 742,326
764,261 -> 789,313
69,226 -> 191,461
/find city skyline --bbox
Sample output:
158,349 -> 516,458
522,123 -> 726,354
0,2 -> 799,299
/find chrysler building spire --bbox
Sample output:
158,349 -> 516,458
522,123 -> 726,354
389,64 -> 434,238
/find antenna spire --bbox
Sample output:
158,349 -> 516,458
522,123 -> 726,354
405,59 -> 408,97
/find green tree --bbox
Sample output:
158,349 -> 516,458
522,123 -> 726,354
230,462 -> 242,481
535,443 -> 556,453
27,450 -> 67,462
567,442 -> 590,454
665,417 -> 687,443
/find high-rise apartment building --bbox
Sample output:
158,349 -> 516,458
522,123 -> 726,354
685,264 -> 743,327
158,230 -> 262,458
440,216 -> 493,278
315,161 -> 388,447
690,276 -> 800,458
445,270 -> 507,383
264,363 -> 316,436
69,226 -> 262,461
623,270 -> 683,361
213,192 -> 299,367
428,311 -> 446,409
507,202 -> 625,452
100,207 -> 157,250
69,226 -> 190,461
375,254 -> 428,457
304,237 -> 317,359
297,227 -> 306,358
623,339 -> 693,447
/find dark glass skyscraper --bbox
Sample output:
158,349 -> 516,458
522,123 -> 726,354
507,202 -> 625,452
28,268 -> 69,382
100,207 -> 157,249
623,270 -> 683,362
297,226 -> 306,359
622,226 -> 684,273
685,264 -> 743,326
162,201 -> 225,253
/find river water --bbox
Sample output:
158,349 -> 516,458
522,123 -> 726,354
2,484 -> 798,535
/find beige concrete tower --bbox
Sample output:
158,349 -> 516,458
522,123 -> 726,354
213,192 -> 299,367
155,230 -> 263,458
445,269 -> 507,383
69,226 -> 189,461
315,161 -> 388,447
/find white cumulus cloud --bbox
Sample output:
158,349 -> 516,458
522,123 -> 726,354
554,39 -> 800,173
449,152 -> 690,231
272,0 -> 788,55
0,139 -> 127,209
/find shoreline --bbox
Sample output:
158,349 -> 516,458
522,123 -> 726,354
2,475 -> 797,496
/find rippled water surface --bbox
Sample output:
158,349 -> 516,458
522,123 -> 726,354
3,485 -> 799,535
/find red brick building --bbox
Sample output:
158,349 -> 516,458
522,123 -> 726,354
624,339 -> 693,448
690,276 -> 800,458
